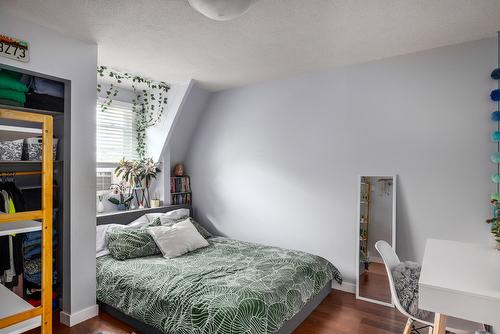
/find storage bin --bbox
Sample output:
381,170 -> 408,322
22,137 -> 58,161
0,139 -> 23,160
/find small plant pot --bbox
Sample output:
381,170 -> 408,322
117,204 -> 127,211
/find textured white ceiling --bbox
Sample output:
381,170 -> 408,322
1,0 -> 499,90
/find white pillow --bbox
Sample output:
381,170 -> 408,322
127,214 -> 151,227
164,208 -> 190,219
96,224 -> 126,257
145,208 -> 190,223
147,218 -> 209,258
96,214 -> 153,258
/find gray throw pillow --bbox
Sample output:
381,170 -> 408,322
392,261 -> 431,319
106,218 -> 162,260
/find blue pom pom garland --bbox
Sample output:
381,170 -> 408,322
492,131 -> 500,142
492,68 -> 500,80
492,111 -> 500,122
491,152 -> 500,163
492,89 -> 500,102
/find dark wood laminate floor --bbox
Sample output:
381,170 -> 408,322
27,290 -> 407,334
294,290 -> 406,334
358,262 -> 392,304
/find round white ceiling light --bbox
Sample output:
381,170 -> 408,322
188,0 -> 254,21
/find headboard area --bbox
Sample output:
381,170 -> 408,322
96,205 -> 192,226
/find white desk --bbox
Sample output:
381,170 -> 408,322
419,239 -> 500,334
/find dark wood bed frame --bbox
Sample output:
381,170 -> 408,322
96,205 -> 332,334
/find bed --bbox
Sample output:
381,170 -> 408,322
96,207 -> 342,334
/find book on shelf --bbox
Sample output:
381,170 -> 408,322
170,175 -> 192,205
171,176 -> 191,193
171,192 -> 192,205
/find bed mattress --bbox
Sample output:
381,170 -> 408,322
96,236 -> 342,334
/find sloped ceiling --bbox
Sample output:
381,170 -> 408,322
1,0 -> 500,90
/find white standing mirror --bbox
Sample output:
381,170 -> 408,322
356,175 -> 396,307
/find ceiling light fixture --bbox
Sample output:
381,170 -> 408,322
188,0 -> 254,21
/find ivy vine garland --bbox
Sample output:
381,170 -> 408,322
97,66 -> 170,158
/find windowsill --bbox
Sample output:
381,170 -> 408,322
96,205 -> 180,218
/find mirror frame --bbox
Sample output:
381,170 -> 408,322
355,174 -> 397,307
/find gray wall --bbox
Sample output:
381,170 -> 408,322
185,38 -> 495,284
0,14 -> 97,314
169,83 -> 212,167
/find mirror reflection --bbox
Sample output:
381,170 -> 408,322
357,176 -> 395,305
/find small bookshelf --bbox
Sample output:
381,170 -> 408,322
170,176 -> 192,205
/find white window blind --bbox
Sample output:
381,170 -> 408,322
96,100 -> 139,163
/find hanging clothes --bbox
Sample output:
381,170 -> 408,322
4,181 -> 26,211
0,179 -> 56,296
4,181 -> 26,278
0,181 -> 26,288
0,184 -> 8,273
1,188 -> 15,285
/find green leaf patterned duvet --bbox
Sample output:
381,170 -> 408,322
96,237 -> 342,334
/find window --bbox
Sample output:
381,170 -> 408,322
96,99 -> 139,164
96,100 -> 138,193
96,168 -> 113,192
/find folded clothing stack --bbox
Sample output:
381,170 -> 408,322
25,77 -> 64,113
0,69 -> 28,107
22,229 -> 58,302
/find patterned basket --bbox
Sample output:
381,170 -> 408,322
22,137 -> 58,161
0,139 -> 23,160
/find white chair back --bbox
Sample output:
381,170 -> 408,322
375,240 -> 415,320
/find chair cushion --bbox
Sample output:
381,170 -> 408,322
392,261 -> 431,319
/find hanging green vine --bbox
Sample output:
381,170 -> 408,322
97,66 -> 170,158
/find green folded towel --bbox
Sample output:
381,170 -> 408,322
0,89 -> 26,104
0,69 -> 23,80
0,72 -> 28,93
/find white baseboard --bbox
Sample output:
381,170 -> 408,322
60,304 -> 98,327
332,280 -> 355,294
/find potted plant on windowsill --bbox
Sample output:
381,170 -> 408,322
140,157 -> 161,207
108,182 -> 133,211
114,157 -> 161,208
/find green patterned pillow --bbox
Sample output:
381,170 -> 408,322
107,218 -> 162,260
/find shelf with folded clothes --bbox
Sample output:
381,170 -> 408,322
0,68 -> 66,330
0,69 -> 65,115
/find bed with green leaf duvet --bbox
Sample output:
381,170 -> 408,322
96,236 -> 342,334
